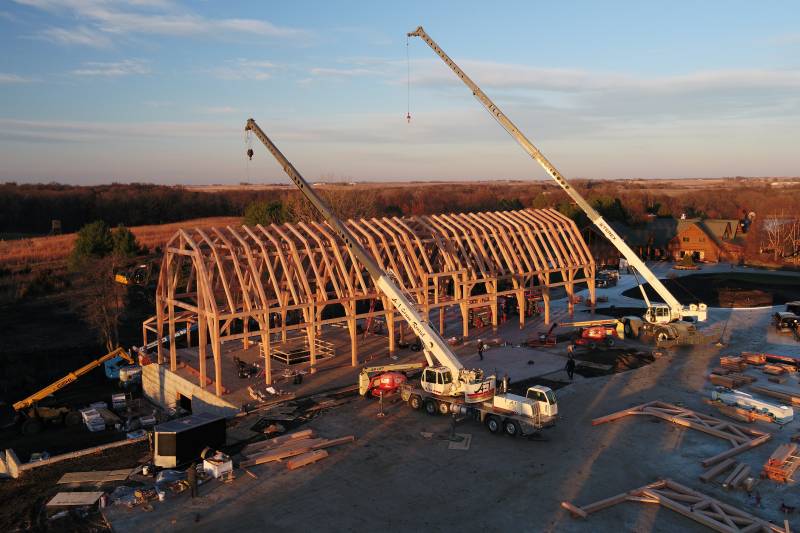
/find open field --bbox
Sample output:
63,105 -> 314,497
0,216 -> 241,268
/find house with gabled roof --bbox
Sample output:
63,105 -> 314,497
667,218 -> 743,262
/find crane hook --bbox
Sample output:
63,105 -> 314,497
247,148 -> 254,160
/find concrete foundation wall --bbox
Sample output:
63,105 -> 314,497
142,364 -> 239,418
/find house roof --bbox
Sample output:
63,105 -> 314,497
610,218 -> 677,248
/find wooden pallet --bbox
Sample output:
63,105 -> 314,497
593,401 -> 771,466
720,356 -> 747,372
562,479 -> 788,532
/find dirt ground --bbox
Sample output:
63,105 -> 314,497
0,441 -> 148,532
7,264 -> 800,533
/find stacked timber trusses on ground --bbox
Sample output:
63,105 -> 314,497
146,208 -> 594,394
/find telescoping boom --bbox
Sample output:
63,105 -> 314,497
245,119 -> 495,403
407,26 -> 706,325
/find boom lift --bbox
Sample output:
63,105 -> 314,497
245,119 -> 557,436
12,347 -> 135,434
358,362 -> 426,397
408,27 -> 708,342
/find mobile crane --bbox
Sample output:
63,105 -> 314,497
408,27 -> 708,343
245,119 -> 558,436
12,347 -> 135,434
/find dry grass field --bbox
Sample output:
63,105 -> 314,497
0,216 -> 242,268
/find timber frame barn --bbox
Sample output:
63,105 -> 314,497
144,208 -> 595,395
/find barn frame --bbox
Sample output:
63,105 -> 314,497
143,208 -> 595,395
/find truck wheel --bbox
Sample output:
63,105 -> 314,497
624,322 -> 632,337
503,419 -> 521,437
605,338 -> 615,347
21,417 -> 43,435
424,399 -> 438,416
64,410 -> 82,427
409,395 -> 422,410
486,415 -> 501,434
437,401 -> 450,415
656,330 -> 670,342
589,341 -> 597,350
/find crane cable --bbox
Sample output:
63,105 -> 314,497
406,35 -> 411,123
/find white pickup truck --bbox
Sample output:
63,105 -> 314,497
710,387 -> 794,424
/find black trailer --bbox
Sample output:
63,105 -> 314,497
154,413 -> 226,468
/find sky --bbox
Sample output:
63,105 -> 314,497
1,1 -> 799,185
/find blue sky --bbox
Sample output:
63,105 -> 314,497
1,1 -> 799,184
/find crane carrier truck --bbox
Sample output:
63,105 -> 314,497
245,119 -> 558,437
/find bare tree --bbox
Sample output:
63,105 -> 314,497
72,257 -> 127,352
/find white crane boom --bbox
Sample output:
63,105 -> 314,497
245,119 -> 495,401
408,26 -> 706,323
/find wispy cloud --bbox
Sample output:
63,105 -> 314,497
0,73 -> 33,83
212,59 -> 276,81
40,25 -> 112,47
310,67 -> 382,78
13,0 -> 311,46
71,59 -> 149,77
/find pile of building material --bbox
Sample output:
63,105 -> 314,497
707,372 -> 755,389
720,356 -> 747,372
698,458 -> 755,490
750,385 -> 800,406
239,429 -> 355,470
111,393 -> 127,410
762,443 -> 800,484
561,479 -> 788,532
763,364 -> 788,376
80,408 -> 105,432
741,352 -> 767,365
702,398 -> 774,424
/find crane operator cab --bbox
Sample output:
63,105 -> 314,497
525,386 -> 558,418
421,366 -> 495,403
645,304 -> 673,325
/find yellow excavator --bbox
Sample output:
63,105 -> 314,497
12,347 -> 135,435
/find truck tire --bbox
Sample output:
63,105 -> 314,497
656,330 -> 670,342
589,341 -> 597,350
21,417 -> 43,435
64,410 -> 82,427
437,401 -> 450,415
503,419 -> 521,437
408,395 -> 422,410
605,338 -> 615,347
424,399 -> 438,416
486,415 -> 501,434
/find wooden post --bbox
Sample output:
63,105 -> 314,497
242,318 -> 249,350
386,299 -> 396,356
185,319 -> 192,348
517,288 -> 525,329
212,317 -> 223,396
168,300 -> 177,372
262,314 -> 271,385
307,303 -> 317,373
156,298 -> 164,365
198,314 -> 207,390
348,312 -> 358,367
490,280 -> 499,332
542,287 -> 551,325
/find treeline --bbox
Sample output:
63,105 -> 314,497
2,180 -> 799,236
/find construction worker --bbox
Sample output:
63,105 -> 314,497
188,462 -> 198,498
477,340 -> 484,361
567,343 -> 575,356
565,355 -> 576,381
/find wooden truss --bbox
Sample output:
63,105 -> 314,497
562,479 -> 789,533
145,208 -> 594,395
593,401 -> 771,466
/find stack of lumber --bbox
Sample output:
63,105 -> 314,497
699,459 -> 754,490
703,399 -> 773,424
750,385 -> 800,406
763,364 -> 787,376
707,373 -> 755,389
720,356 -> 746,372
762,443 -> 800,483
741,352 -> 767,365
239,429 -> 355,470
711,366 -> 732,376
